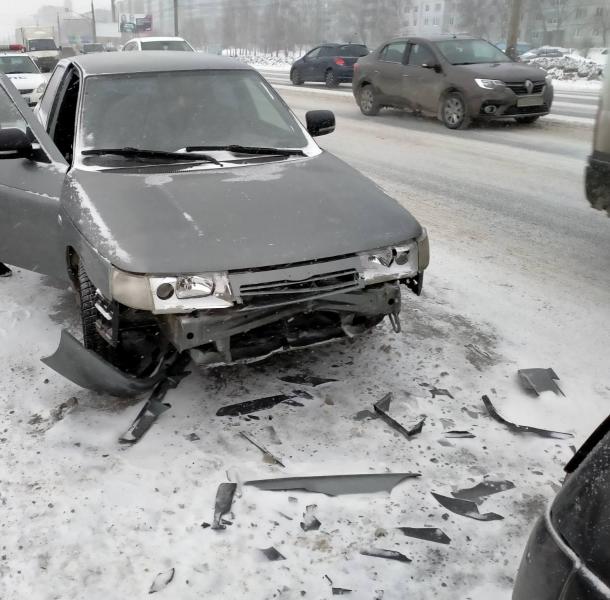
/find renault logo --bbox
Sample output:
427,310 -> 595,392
525,79 -> 534,94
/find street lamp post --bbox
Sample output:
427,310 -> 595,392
91,0 -> 97,42
174,0 -> 179,36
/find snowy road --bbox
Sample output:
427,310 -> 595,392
1,90 -> 609,599
257,68 -> 600,125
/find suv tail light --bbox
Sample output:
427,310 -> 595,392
335,57 -> 345,66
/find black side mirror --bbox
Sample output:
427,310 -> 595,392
0,128 -> 33,160
306,110 -> 335,137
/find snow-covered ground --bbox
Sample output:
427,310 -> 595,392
1,99 -> 609,599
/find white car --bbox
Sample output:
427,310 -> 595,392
121,37 -> 194,52
0,53 -> 46,106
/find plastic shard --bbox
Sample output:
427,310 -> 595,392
396,527 -> 451,545
482,395 -> 573,439
217,394 -> 294,416
259,546 -> 286,561
300,504 -> 321,531
239,431 -> 285,467
360,548 -> 411,563
518,368 -> 564,396
451,480 -> 515,503
431,492 -> 503,521
373,393 -> 425,438
211,482 -> 237,530
444,430 -> 475,438
149,568 -> 175,594
279,374 -> 338,386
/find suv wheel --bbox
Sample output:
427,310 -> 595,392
325,69 -> 338,88
359,85 -> 380,116
442,93 -> 470,129
290,68 -> 304,86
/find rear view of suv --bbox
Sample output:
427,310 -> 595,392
291,43 -> 369,87
353,35 -> 553,129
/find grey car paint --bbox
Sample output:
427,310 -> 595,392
66,154 -> 422,276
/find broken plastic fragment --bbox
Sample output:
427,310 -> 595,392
451,480 -> 515,503
373,393 -> 425,438
245,473 -> 420,496
149,568 -> 175,594
324,575 -> 352,595
239,431 -> 285,467
279,375 -> 338,387
217,394 -> 293,417
431,492 -> 503,521
211,482 -> 237,530
444,431 -> 475,438
430,388 -> 454,399
259,546 -> 286,561
300,505 -> 321,531
360,548 -> 411,563
482,395 -> 573,439
396,527 -> 451,545
518,368 -> 564,396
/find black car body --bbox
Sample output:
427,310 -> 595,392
513,416 -> 610,599
0,53 -> 428,395
290,43 -> 369,87
352,35 -> 554,129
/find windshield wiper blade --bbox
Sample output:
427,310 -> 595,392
82,147 -> 222,165
185,144 -> 305,157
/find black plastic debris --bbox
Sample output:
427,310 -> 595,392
396,527 -> 451,545
430,388 -> 454,399
444,431 -> 475,438
185,432 -> 200,442
211,483 -> 237,530
217,394 -> 294,417
324,575 -> 352,595
300,504 -> 321,531
119,353 -> 191,444
149,568 -> 175,594
279,375 -> 338,387
260,546 -> 286,561
239,431 -> 285,467
245,473 -> 420,496
482,395 -> 573,439
360,548 -> 411,563
518,368 -> 564,396
353,409 -> 378,421
431,492 -> 503,521
373,393 -> 425,438
451,480 -> 515,503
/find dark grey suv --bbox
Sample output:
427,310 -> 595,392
352,35 -> 554,129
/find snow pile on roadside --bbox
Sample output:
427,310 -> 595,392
225,53 -> 296,70
527,55 -> 603,80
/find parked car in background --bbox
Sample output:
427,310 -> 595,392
586,59 -> 610,216
513,415 -> 610,599
521,46 -> 568,61
290,43 -> 369,87
587,47 -> 609,67
353,35 -> 553,129
0,51 -> 46,106
0,52 -> 429,395
81,43 -> 106,54
121,37 -> 194,52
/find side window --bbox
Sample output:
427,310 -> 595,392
306,47 -> 321,59
380,42 -> 407,63
48,69 -> 81,163
0,86 -> 28,135
37,64 -> 66,127
319,47 -> 336,57
408,43 -> 437,66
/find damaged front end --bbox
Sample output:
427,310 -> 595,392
44,231 -> 429,393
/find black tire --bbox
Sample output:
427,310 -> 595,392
441,92 -> 470,129
290,68 -> 304,86
325,69 -> 338,88
516,116 -> 540,124
358,85 -> 380,116
78,263 -> 108,355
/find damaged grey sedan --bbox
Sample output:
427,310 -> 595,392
0,53 -> 429,395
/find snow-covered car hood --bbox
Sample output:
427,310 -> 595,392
63,153 -> 423,274
456,62 -> 548,81
6,72 -> 45,91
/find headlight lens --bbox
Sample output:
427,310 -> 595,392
111,268 -> 154,310
545,74 -> 553,86
176,275 -> 215,299
475,78 -> 504,89
34,82 -> 46,94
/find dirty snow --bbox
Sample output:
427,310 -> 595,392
1,95 -> 609,600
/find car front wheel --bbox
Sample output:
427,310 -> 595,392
358,85 -> 380,116
442,93 -> 470,129
290,68 -> 304,85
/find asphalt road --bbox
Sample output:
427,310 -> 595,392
258,68 -> 600,124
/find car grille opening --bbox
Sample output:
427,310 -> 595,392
20,89 -> 34,95
505,104 -> 549,115
505,81 -> 546,95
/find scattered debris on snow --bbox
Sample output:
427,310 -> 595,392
278,374 -> 338,386
211,482 -> 237,530
259,546 -> 286,561
360,548 -> 411,563
216,393 -> 294,416
396,527 -> 451,545
148,568 -> 175,594
431,492 -> 504,521
451,480 -> 515,503
239,431 -> 285,467
444,430 -> 475,438
430,387 -> 454,399
324,574 -> 353,595
373,392 -> 426,438
300,504 -> 321,531
518,368 -> 564,396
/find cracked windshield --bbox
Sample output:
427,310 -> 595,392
0,0 -> 608,599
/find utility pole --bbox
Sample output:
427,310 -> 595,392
174,0 -> 179,36
91,0 -> 98,42
57,12 -> 62,47
506,0 -> 523,60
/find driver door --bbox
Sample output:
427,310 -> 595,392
0,74 -> 68,278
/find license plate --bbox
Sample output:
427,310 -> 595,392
517,95 -> 544,107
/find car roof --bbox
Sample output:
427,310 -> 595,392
0,52 -> 33,58
64,51 -> 252,76
127,37 -> 188,43
385,34 -> 479,43
319,42 -> 367,47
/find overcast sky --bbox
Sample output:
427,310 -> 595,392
0,1 -> 97,42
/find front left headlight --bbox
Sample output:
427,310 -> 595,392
545,74 -> 553,86
34,82 -> 47,94
475,78 -> 505,90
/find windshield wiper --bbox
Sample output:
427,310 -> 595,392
82,147 -> 222,165
185,144 -> 305,158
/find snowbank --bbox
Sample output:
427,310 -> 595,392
225,53 -> 296,70
526,55 -> 604,80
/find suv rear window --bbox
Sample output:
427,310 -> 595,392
551,428 -> 610,586
338,45 -> 369,57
